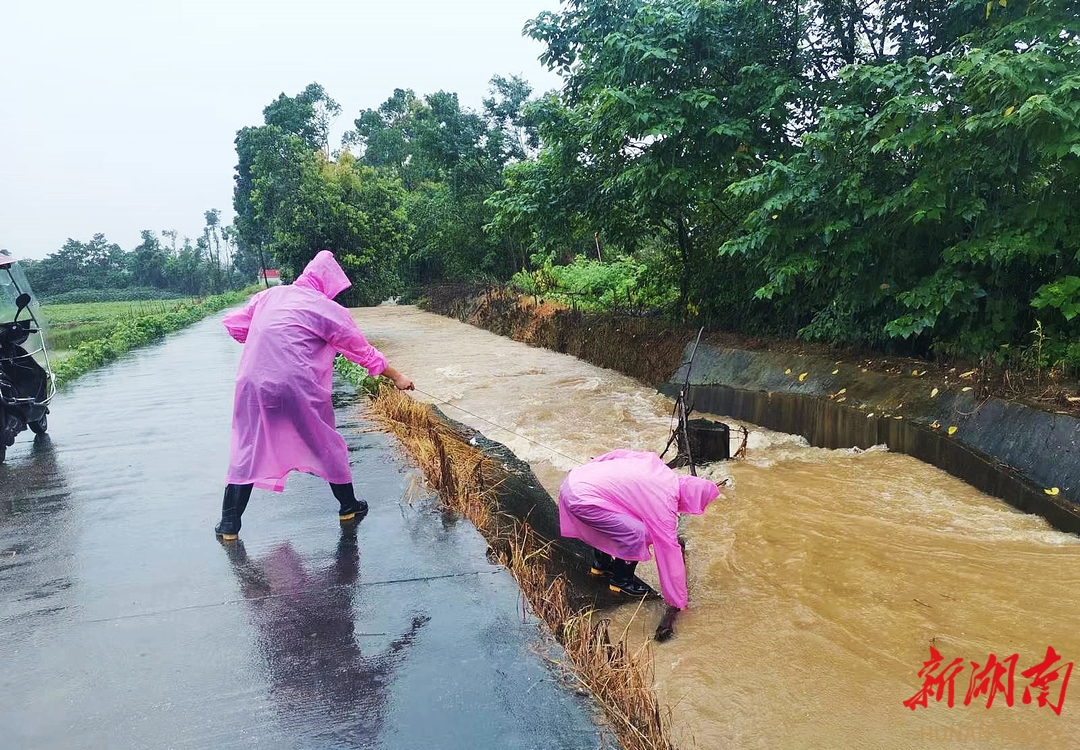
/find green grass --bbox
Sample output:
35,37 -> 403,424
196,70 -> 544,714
42,299 -> 197,352
334,355 -> 381,396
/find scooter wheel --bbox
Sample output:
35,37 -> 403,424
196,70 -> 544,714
29,413 -> 47,435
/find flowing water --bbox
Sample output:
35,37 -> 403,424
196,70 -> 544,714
354,305 -> 1080,749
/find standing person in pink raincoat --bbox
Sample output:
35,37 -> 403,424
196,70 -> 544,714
214,251 -> 414,541
558,449 -> 721,640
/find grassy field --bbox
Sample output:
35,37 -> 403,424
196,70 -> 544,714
35,289 -> 255,385
42,299 -> 197,354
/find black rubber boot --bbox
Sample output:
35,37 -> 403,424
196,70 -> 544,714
331,482 -> 369,523
215,483 -> 253,540
590,550 -> 614,578
608,559 -> 650,596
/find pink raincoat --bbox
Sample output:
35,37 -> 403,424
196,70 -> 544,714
558,450 -> 720,609
222,251 -> 388,491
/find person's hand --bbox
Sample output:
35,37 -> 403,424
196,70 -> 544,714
393,373 -> 414,391
655,605 -> 681,642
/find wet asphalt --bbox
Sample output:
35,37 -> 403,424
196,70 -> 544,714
0,314 -> 609,749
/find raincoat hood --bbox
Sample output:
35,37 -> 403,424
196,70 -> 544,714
676,474 -> 720,514
293,251 -> 351,299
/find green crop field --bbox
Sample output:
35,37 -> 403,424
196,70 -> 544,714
35,289 -> 254,385
41,299 -> 197,353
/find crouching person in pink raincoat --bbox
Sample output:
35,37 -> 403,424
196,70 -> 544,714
214,250 -> 413,540
558,449 -> 721,641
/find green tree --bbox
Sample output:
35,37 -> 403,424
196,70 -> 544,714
516,0 -> 805,316
345,79 -> 540,284
25,234 -> 127,296
344,88 -> 423,180
233,124 -> 286,282
263,82 -> 342,155
128,230 -> 170,288
269,150 -> 410,305
164,237 -> 208,295
496,0 -> 1079,361
234,95 -> 411,305
722,0 -> 1080,356
202,209 -> 225,293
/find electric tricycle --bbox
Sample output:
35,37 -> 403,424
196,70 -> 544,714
0,251 -> 55,462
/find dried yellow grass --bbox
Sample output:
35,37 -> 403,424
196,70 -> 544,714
369,387 -> 676,750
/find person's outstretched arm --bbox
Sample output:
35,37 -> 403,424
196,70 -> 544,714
651,510 -> 688,641
320,302 -> 413,390
381,365 -> 413,391
222,290 -> 269,343
653,535 -> 688,611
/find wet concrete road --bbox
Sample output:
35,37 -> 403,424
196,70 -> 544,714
0,314 -> 609,749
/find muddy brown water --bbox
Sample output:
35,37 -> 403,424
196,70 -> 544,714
355,305 -> 1080,749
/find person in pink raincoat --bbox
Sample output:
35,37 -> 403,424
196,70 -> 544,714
214,250 -> 413,540
558,449 -> 721,640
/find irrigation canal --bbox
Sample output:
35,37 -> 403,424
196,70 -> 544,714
357,304 -> 1080,750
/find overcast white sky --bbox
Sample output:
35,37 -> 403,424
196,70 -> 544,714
0,0 -> 564,259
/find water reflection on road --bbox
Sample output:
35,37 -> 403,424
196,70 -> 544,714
0,434 -> 76,634
222,525 -> 429,745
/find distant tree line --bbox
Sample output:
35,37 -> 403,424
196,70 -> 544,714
23,211 -> 263,301
235,0 -> 1079,369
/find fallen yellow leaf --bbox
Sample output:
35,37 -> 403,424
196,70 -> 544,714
867,413 -> 875,419
894,415 -> 903,420
832,369 -> 839,375
1067,396 -> 1080,403
798,372 -> 808,382
1005,105 -> 1015,117
948,426 -> 958,435
836,396 -> 846,403
960,370 -> 976,379
785,368 -> 792,375
930,388 -> 939,398
837,388 -> 847,395
962,386 -> 973,392
1045,487 -> 1060,496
